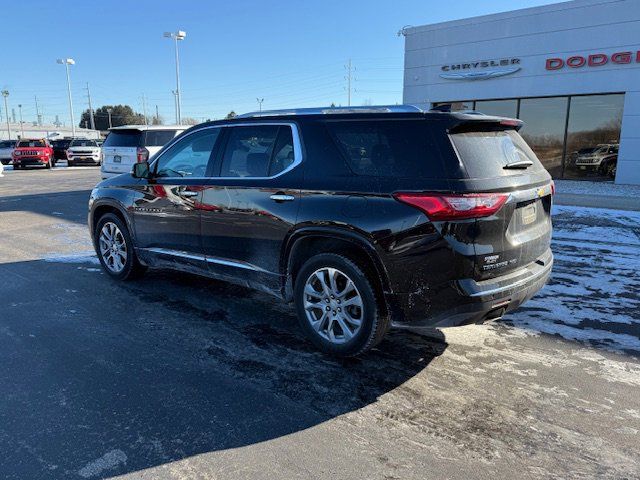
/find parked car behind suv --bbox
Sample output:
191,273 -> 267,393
12,139 -> 54,169
51,138 -> 73,162
100,125 -> 187,179
67,138 -> 101,166
574,143 -> 618,174
0,140 -> 17,165
88,106 -> 553,356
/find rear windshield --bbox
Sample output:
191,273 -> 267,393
70,139 -> 98,147
143,130 -> 177,146
327,120 -> 453,178
449,130 -> 545,178
103,130 -> 142,148
0,141 -> 15,148
17,140 -> 46,147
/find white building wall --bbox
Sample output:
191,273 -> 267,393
403,0 -> 640,185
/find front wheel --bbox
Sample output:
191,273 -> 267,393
294,253 -> 389,357
95,213 -> 146,280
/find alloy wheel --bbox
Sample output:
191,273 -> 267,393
302,267 -> 364,344
98,222 -> 128,273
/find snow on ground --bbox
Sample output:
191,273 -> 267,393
555,179 -> 640,198
506,205 -> 640,354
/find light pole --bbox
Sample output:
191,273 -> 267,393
57,58 -> 76,137
256,98 -> 264,112
106,108 -> 113,129
163,30 -> 186,125
1,90 -> 10,140
17,104 -> 24,138
171,90 -> 178,124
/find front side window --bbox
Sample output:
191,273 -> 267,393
220,125 -> 280,177
155,128 -> 220,178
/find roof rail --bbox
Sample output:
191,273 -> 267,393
237,105 -> 424,118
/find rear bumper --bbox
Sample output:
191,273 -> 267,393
388,249 -> 553,329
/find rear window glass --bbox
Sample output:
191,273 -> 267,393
70,139 -> 98,147
450,130 -> 545,178
103,131 -> 142,148
144,130 -> 177,147
0,141 -> 14,148
18,140 -> 46,147
327,120 -> 450,178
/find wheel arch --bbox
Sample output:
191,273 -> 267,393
90,199 -> 134,245
282,226 -> 392,303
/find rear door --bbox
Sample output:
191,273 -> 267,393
102,129 -> 143,175
198,123 -> 302,291
448,128 -> 553,280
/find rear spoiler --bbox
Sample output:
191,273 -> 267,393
444,113 -> 524,134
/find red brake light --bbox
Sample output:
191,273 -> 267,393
500,119 -> 521,127
136,147 -> 149,163
550,180 -> 556,196
394,193 -> 509,221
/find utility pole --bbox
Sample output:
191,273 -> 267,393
1,90 -> 10,140
172,90 -> 178,124
345,58 -> 354,107
107,108 -> 113,129
56,58 -> 76,137
155,104 -> 159,124
256,98 -> 264,112
85,83 -> 96,130
163,30 -> 186,125
35,96 -> 42,126
141,94 -> 148,125
17,104 -> 24,137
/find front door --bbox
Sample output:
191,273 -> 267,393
132,127 -> 222,269
198,123 -> 302,292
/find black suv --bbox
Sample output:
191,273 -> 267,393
88,106 -> 553,356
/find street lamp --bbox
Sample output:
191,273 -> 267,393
163,30 -> 186,125
17,104 -> 24,138
257,98 -> 264,112
1,90 -> 10,140
57,58 -> 76,137
106,108 -> 113,129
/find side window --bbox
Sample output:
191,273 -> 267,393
220,125 -> 279,177
155,128 -> 220,178
269,127 -> 295,176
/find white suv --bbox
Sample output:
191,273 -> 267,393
0,140 -> 17,165
101,125 -> 187,179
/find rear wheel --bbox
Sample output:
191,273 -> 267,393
95,213 -> 146,280
294,253 -> 389,357
67,160 -> 74,167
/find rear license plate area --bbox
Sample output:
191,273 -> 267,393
113,155 -> 121,163
521,202 -> 537,225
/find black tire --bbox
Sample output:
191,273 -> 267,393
294,253 -> 389,357
13,163 -> 20,170
94,213 -> 147,280
67,160 -> 74,167
45,159 -> 52,169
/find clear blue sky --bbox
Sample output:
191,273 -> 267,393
4,0 -> 560,126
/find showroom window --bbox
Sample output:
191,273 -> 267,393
432,93 -> 625,181
564,94 -> 624,180
518,97 -> 568,179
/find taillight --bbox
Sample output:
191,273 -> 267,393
394,193 -> 509,221
550,180 -> 556,196
136,147 -> 149,163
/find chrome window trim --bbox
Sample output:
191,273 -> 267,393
150,122 -> 303,181
144,247 -> 270,273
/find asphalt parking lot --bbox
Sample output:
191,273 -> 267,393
1,165 -> 639,479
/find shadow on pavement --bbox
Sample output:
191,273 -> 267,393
0,189 -> 93,226
0,258 -> 447,479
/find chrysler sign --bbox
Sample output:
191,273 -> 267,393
440,58 -> 521,80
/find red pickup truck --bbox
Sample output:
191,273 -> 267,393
12,139 -> 55,169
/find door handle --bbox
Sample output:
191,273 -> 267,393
180,190 -> 199,197
269,194 -> 295,202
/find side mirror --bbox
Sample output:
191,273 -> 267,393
132,161 -> 150,179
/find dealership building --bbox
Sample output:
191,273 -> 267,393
402,0 -> 640,184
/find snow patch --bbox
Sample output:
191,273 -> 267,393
78,449 -> 127,478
